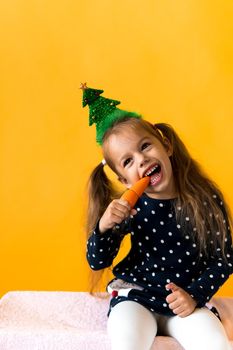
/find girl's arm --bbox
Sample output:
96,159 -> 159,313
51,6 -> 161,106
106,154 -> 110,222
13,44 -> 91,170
86,198 -> 135,270
185,247 -> 233,307
86,222 -> 127,270
185,199 -> 233,307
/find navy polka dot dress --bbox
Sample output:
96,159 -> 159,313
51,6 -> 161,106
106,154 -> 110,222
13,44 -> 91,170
87,194 -> 233,317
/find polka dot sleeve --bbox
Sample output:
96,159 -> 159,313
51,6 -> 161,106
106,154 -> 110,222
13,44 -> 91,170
185,198 -> 233,307
86,221 -> 127,271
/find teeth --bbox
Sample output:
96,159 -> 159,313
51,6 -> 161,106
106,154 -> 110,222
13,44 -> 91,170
145,165 -> 159,176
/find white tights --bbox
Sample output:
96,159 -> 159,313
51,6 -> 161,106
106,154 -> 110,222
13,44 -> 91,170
107,301 -> 231,350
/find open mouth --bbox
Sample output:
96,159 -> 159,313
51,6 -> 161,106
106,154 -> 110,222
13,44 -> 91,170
144,164 -> 161,176
144,164 -> 162,186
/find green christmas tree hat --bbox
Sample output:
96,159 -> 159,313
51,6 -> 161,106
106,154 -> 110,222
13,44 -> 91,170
80,83 -> 141,145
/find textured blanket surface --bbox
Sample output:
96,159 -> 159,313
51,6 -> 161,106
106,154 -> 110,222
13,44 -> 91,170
0,291 -> 232,350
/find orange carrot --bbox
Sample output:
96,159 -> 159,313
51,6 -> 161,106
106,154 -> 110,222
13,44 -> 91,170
121,177 -> 150,208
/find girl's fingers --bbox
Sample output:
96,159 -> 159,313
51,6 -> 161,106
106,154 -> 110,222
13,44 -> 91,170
172,305 -> 185,315
110,203 -> 129,216
165,283 -> 196,318
112,200 -> 131,214
111,204 -> 133,222
178,310 -> 189,318
166,292 -> 177,303
118,199 -> 131,210
168,299 -> 181,310
130,209 -> 137,216
111,213 -> 128,224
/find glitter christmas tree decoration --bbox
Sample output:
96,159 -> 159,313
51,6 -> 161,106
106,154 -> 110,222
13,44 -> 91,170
80,83 -> 141,145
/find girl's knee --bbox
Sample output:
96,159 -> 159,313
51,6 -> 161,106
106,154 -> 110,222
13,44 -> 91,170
162,307 -> 231,350
107,301 -> 157,350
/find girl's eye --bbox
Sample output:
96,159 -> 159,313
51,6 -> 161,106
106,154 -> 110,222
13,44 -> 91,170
123,158 -> 132,167
141,142 -> 150,150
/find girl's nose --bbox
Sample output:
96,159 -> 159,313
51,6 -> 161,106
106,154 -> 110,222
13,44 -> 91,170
138,154 -> 149,168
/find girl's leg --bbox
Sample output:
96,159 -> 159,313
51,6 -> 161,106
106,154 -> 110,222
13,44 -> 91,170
107,301 -> 158,350
161,307 -> 231,350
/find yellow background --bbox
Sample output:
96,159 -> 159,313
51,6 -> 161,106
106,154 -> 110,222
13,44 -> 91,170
0,0 -> 232,298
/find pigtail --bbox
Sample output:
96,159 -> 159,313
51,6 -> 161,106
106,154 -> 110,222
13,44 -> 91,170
86,162 -> 119,238
86,162 -> 120,294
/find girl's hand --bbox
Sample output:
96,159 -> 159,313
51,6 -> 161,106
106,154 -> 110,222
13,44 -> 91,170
99,199 -> 137,233
165,282 -> 197,318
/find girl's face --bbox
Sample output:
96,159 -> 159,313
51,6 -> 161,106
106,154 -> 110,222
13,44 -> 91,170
105,124 -> 177,200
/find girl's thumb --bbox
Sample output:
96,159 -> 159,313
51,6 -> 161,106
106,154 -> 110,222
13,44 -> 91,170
166,282 -> 179,292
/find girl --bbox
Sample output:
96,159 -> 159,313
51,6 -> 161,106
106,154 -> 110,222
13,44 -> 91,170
83,87 -> 233,350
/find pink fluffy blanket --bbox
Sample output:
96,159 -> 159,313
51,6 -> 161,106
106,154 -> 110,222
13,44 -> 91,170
0,292 -> 232,350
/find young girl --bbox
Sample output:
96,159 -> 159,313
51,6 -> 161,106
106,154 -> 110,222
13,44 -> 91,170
83,84 -> 233,350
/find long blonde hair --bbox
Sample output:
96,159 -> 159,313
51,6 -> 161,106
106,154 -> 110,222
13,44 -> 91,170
86,116 -> 233,291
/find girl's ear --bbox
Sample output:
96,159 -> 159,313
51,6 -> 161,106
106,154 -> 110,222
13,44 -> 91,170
118,176 -> 131,189
163,137 -> 173,157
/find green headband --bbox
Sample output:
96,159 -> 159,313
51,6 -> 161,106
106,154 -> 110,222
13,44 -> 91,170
80,83 -> 141,145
